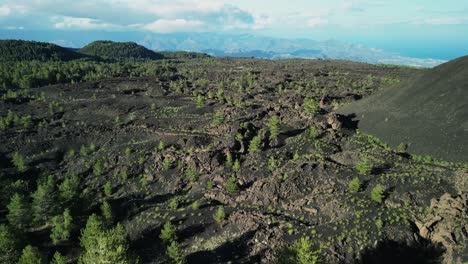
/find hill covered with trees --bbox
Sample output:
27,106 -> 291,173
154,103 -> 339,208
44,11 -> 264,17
0,40 -> 90,62
78,40 -> 164,61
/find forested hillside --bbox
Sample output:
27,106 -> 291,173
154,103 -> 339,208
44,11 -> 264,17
78,40 -> 164,61
0,40 -> 90,61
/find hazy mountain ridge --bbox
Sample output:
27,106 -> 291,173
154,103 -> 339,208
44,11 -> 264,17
0,30 -> 446,67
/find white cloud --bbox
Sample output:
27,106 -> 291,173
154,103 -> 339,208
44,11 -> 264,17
130,0 -> 225,18
307,17 -> 329,28
52,16 -> 119,30
418,17 -> 468,25
142,19 -> 205,33
0,6 -> 11,16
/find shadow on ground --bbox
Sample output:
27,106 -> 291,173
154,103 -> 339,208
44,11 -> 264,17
358,239 -> 445,264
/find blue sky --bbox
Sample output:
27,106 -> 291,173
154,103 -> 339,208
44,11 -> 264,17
1,0 -> 468,60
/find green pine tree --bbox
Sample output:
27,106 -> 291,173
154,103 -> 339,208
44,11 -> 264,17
32,176 -> 58,225
79,220 -> 131,264
160,222 -> 177,243
50,251 -> 67,264
50,209 -> 73,245
166,241 -> 186,264
0,224 -> 22,263
58,173 -> 80,204
7,193 -> 31,229
17,245 -> 43,264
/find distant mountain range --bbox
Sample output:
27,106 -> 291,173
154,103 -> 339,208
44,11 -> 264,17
0,30 -> 446,67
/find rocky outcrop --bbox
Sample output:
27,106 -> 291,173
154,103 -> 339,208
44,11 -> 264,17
414,193 -> 468,263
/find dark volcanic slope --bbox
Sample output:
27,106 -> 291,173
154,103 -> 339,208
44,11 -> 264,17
339,55 -> 468,162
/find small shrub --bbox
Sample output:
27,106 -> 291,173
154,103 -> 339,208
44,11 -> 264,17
103,182 -> 112,196
277,237 -> 321,264
160,222 -> 177,243
158,140 -> 165,151
213,206 -> 226,223
268,156 -> 278,172
248,135 -> 262,154
225,176 -> 238,193
12,151 -> 27,172
195,94 -> 205,109
163,157 -> 172,170
212,110 -> 224,125
80,145 -> 88,156
207,180 -> 214,190
51,251 -> 66,264
166,241 -> 186,264
303,98 -> 320,115
225,152 -> 233,168
395,143 -> 407,153
169,198 -> 179,210
185,167 -> 198,183
191,200 -> 200,210
268,115 -> 281,140
356,157 -> 372,175
101,201 -> 113,224
370,184 -> 384,203
348,177 -> 361,193
375,218 -> 383,229
93,160 -> 102,176
232,159 -> 241,172
125,147 -> 132,156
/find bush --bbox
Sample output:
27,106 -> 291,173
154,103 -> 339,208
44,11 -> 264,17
160,222 -> 177,243
370,184 -> 384,203
213,206 -> 226,223
225,176 -> 239,193
17,245 -> 43,264
348,177 -> 361,193
303,98 -> 320,115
